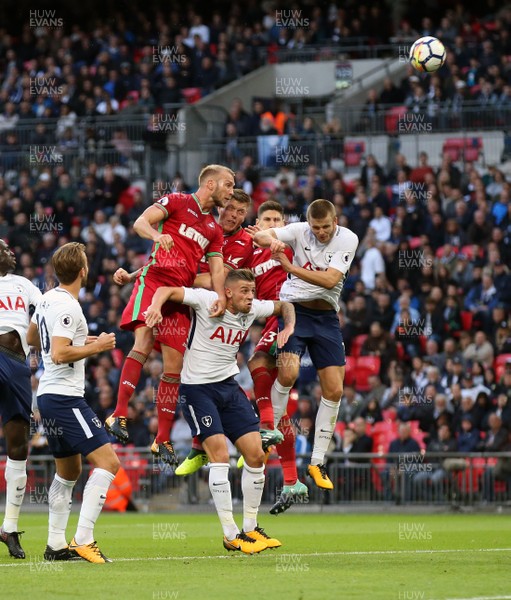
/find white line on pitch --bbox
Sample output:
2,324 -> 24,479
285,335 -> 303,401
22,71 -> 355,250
1,547 -> 511,568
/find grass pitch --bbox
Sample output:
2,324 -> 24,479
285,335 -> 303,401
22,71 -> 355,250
1,512 -> 510,600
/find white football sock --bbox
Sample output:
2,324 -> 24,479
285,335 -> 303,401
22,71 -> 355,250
311,397 -> 340,466
209,463 -> 238,540
2,458 -> 27,533
74,468 -> 115,546
48,474 -> 75,550
242,464 -> 265,533
271,380 -> 291,428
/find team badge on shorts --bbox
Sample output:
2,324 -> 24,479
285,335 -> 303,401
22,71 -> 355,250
92,417 -> 102,428
202,416 -> 212,427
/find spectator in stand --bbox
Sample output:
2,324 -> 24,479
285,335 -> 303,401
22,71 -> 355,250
361,321 -> 398,377
360,231 -> 385,291
360,154 -> 386,191
379,77 -> 405,105
338,385 -> 366,424
382,422 -> 421,502
413,423 -> 457,501
481,413 -> 509,501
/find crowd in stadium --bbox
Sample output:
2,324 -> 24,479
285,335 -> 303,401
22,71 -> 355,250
0,3 -> 511,501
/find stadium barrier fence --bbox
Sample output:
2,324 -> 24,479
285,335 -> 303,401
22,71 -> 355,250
10,451 -> 511,510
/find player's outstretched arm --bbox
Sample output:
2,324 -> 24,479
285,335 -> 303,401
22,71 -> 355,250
113,267 -> 142,285
145,286 -> 185,327
272,301 -> 295,348
51,332 -> 116,365
133,205 -> 174,251
208,255 -> 227,317
193,265 -> 230,291
275,250 -> 344,290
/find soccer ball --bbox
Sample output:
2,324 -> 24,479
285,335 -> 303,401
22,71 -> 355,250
409,37 -> 446,73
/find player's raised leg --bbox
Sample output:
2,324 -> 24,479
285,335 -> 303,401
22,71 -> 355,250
1,416 -> 29,559
307,365 -> 345,490
150,321 -> 189,466
106,325 -> 153,443
269,415 -> 308,515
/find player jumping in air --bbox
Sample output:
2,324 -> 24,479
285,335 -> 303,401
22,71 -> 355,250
254,199 -> 358,490
145,269 -> 295,554
175,193 -> 283,476
176,201 -> 308,513
106,165 -> 233,466
0,240 -> 42,559
28,243 -> 120,563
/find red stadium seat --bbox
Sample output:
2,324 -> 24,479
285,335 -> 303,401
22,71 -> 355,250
181,87 -> 202,103
344,356 -> 357,386
344,141 -> 365,167
382,409 -> 397,422
354,356 -> 381,392
335,421 -> 346,438
408,236 -> 422,249
443,137 -> 483,163
460,311 -> 473,331
494,354 -> 511,370
351,334 -> 368,359
384,106 -> 408,134
111,348 -> 125,370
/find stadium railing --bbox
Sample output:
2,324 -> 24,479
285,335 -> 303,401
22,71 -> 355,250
258,41 -> 398,63
305,101 -> 511,136
12,451 -> 511,510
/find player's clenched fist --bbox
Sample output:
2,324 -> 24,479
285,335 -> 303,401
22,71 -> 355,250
155,233 -> 174,251
269,238 -> 286,254
113,268 -> 131,285
144,305 -> 162,328
96,332 -> 116,352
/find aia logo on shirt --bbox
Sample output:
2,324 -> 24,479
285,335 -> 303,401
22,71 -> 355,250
0,296 -> 27,311
210,326 -> 249,345
303,262 -> 325,272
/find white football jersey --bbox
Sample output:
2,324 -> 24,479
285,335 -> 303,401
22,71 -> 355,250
275,222 -> 358,311
0,274 -> 42,356
32,287 -> 88,397
180,288 -> 274,385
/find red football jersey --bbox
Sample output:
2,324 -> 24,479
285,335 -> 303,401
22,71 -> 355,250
250,246 -> 293,301
145,193 -> 223,286
199,227 -> 253,273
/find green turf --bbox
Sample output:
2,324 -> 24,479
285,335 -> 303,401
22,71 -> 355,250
1,512 -> 510,600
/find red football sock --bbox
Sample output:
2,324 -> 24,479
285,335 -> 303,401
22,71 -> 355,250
155,373 -> 180,444
276,415 -> 297,485
191,436 -> 204,451
113,350 -> 148,417
252,366 -> 275,429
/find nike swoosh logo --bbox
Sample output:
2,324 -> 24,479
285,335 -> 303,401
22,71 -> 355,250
320,429 -> 332,433
100,495 -> 107,499
304,246 -> 311,251
16,486 -> 25,491
212,482 -> 224,487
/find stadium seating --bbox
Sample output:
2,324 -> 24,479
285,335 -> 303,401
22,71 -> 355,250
354,356 -> 381,392
350,334 -> 368,358
442,137 -> 483,163
460,311 -> 474,331
344,356 -> 357,386
344,141 -> 366,167
384,106 -> 408,134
